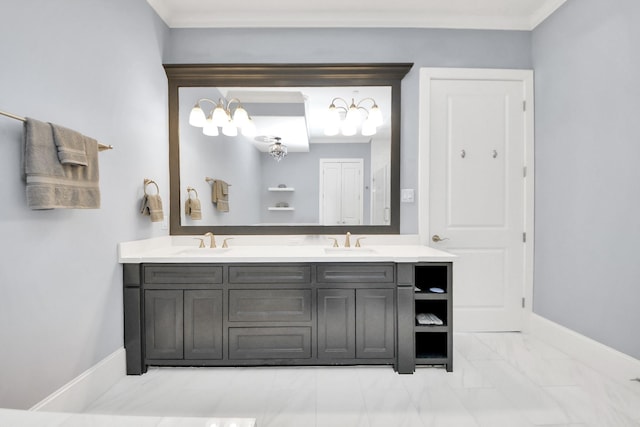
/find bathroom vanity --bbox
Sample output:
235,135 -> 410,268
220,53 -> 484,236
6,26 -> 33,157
120,236 -> 455,375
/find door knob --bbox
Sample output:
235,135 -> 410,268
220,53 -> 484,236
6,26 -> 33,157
432,234 -> 449,243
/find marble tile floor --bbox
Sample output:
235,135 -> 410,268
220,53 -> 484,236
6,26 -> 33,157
84,333 -> 640,427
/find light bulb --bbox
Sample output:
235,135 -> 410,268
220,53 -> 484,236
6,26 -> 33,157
222,120 -> 238,136
232,106 -> 250,128
362,117 -> 376,136
368,104 -> 383,127
203,115 -> 219,136
345,103 -> 361,125
341,121 -> 357,136
326,104 -> 341,126
188,104 -> 206,127
211,104 -> 229,128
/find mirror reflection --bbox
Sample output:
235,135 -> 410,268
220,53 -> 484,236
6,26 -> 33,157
179,86 -> 392,227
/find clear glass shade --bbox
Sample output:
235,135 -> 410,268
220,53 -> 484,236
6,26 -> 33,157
269,142 -> 288,162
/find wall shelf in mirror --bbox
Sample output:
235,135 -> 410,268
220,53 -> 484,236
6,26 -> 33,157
165,63 -> 412,235
268,187 -> 295,192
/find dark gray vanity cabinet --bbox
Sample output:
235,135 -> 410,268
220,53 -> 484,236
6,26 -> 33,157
123,261 -> 451,375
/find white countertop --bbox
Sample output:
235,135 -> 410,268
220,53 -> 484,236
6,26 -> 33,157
118,235 -> 456,263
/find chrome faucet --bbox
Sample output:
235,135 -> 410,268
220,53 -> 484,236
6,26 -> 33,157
344,232 -> 351,248
204,232 -> 216,248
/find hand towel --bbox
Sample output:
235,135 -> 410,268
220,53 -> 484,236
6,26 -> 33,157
140,194 -> 164,222
24,118 -> 100,209
185,197 -> 202,220
211,179 -> 230,212
51,124 -> 89,166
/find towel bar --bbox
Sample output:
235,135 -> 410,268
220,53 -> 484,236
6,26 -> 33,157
0,109 -> 114,151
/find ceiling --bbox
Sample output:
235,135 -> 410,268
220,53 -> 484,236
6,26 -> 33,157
147,0 -> 566,31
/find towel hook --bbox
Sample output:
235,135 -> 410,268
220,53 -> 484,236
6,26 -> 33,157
186,186 -> 199,199
143,178 -> 159,196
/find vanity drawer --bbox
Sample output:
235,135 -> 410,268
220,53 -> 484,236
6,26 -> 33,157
143,265 -> 223,286
229,289 -> 312,322
228,265 -> 311,284
316,264 -> 395,284
228,327 -> 312,359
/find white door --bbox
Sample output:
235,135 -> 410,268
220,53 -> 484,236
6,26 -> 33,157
371,164 -> 390,225
419,68 -> 534,332
320,159 -> 364,225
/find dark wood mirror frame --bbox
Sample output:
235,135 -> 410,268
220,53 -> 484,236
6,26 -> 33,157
164,63 -> 413,235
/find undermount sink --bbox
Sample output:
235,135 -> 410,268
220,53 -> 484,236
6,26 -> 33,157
323,247 -> 377,254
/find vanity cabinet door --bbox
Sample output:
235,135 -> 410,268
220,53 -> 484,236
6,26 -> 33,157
317,289 -> 356,359
184,290 -> 223,360
145,290 -> 183,360
356,289 -> 395,359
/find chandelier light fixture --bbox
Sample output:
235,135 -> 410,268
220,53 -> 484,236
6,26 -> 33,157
267,137 -> 288,162
324,97 -> 383,137
188,98 -> 256,137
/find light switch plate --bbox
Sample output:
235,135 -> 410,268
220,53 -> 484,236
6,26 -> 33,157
401,188 -> 415,203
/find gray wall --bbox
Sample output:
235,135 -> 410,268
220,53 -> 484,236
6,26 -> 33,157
532,0 -> 640,358
0,0 -> 169,408
165,28 -> 532,233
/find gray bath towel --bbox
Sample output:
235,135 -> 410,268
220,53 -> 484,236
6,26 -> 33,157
24,118 -> 100,209
52,124 -> 89,166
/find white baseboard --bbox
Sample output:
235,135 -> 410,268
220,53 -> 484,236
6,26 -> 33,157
30,347 -> 126,413
529,313 -> 640,383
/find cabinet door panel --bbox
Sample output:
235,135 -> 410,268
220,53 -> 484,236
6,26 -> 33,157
184,290 -> 223,360
145,290 -> 183,360
317,289 -> 356,359
356,289 -> 395,359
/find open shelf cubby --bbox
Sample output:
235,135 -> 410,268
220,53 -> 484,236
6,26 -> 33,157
415,332 -> 448,360
413,263 -> 452,372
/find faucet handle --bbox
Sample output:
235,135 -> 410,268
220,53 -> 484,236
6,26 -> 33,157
222,238 -> 233,248
193,237 -> 205,248
328,237 -> 339,248
355,237 -> 366,248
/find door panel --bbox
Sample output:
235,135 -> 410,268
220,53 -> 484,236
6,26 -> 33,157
356,289 -> 395,359
317,289 -> 356,359
320,159 -> 363,225
145,290 -> 183,360
424,71 -> 530,331
184,290 -> 223,360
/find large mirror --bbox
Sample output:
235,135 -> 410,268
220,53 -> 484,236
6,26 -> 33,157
165,64 -> 412,235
